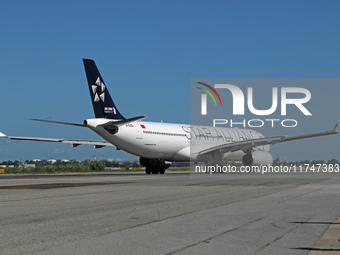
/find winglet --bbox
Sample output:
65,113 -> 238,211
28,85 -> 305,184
333,121 -> 339,133
0,132 -> 7,138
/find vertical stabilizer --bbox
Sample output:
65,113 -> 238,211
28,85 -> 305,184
83,59 -> 125,120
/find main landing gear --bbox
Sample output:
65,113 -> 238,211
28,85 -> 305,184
139,158 -> 171,174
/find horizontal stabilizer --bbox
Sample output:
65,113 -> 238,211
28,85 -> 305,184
99,116 -> 146,134
111,116 -> 146,126
29,119 -> 86,127
100,115 -> 146,128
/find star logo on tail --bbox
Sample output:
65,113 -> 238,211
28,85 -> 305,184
92,77 -> 106,102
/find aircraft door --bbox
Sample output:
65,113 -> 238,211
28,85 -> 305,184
135,124 -> 143,139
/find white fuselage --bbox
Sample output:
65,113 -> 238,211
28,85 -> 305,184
85,118 -> 269,162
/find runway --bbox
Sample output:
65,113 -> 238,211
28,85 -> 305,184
1,172 -> 339,255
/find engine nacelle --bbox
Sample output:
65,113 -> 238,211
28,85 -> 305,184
242,151 -> 273,166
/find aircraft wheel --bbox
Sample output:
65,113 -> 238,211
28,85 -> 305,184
145,167 -> 151,174
151,168 -> 159,174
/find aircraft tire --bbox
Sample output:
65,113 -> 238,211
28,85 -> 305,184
145,167 -> 151,174
159,167 -> 165,174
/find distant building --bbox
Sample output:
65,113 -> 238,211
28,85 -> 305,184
24,164 -> 35,168
46,159 -> 57,164
274,158 -> 286,164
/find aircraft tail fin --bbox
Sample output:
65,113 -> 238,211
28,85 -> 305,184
83,59 -> 125,120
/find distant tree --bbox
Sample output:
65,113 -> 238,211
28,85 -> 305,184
328,158 -> 339,164
90,161 -> 105,171
312,160 -> 325,165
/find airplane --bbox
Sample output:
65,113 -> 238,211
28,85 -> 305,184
0,59 -> 338,174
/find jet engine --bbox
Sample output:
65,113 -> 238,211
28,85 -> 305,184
242,151 -> 273,166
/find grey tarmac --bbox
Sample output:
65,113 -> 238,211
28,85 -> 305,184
0,172 -> 339,255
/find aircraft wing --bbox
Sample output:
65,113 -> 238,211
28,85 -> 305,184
0,116 -> 147,150
0,133 -> 114,149
196,121 -> 339,155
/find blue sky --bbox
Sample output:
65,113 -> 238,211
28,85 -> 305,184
0,0 -> 339,162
